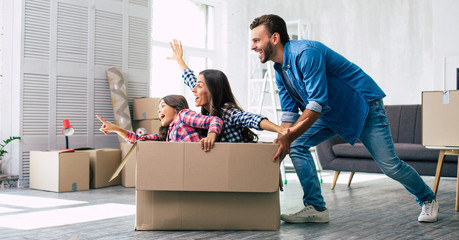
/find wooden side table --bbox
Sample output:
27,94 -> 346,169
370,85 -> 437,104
426,146 -> 459,211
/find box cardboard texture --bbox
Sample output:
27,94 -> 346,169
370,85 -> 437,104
422,90 -> 459,147
79,149 -> 121,188
133,119 -> 161,135
133,98 -> 161,120
30,151 -> 90,192
114,141 -> 281,230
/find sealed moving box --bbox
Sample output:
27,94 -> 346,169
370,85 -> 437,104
113,141 -> 281,230
422,90 -> 459,147
133,98 -> 161,120
79,148 -> 121,189
30,151 -> 90,192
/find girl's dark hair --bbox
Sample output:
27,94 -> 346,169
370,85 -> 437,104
157,95 -> 189,141
199,69 -> 258,142
250,14 -> 290,45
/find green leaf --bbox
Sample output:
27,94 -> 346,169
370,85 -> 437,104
0,136 -> 21,158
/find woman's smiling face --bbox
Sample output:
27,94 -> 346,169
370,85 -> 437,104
192,74 -> 211,109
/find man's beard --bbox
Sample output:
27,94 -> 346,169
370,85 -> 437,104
260,42 -> 274,63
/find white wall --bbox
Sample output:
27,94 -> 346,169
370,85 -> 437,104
225,0 -> 458,106
433,0 -> 459,90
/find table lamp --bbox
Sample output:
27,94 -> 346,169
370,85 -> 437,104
61,119 -> 75,152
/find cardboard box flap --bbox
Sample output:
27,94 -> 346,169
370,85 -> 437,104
136,142 -> 279,193
110,144 -> 136,182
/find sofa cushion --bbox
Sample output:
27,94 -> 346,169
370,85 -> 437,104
332,143 -> 457,162
332,143 -> 370,159
384,105 -> 422,144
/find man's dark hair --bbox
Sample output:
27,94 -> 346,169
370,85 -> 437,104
250,14 -> 290,45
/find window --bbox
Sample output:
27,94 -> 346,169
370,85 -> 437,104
151,0 -> 215,110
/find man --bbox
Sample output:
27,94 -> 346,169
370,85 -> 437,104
250,14 -> 438,223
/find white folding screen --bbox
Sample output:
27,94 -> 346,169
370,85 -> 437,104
20,0 -> 150,182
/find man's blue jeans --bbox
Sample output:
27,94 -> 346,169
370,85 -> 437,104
289,99 -> 436,209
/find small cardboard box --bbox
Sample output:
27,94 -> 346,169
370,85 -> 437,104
422,90 -> 459,147
133,119 -> 162,135
133,98 -> 161,120
30,151 -> 90,192
79,148 -> 121,189
112,141 -> 281,230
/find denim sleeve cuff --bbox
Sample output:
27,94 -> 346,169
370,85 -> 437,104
281,112 -> 301,123
306,101 -> 323,113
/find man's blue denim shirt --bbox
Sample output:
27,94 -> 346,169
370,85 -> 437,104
273,40 -> 386,144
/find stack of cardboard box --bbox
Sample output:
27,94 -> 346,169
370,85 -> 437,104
30,148 -> 121,192
133,97 -> 162,135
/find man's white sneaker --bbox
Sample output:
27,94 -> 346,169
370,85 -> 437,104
418,199 -> 439,222
281,204 -> 329,223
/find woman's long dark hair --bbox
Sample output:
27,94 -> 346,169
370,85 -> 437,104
199,69 -> 258,142
157,95 -> 189,141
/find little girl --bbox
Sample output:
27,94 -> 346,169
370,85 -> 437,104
97,94 -> 223,151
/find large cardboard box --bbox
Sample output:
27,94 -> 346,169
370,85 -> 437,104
79,148 -> 121,189
422,90 -> 459,147
133,98 -> 161,120
133,119 -> 161,135
114,141 -> 281,230
30,151 -> 90,192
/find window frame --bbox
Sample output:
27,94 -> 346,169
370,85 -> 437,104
149,0 -> 221,101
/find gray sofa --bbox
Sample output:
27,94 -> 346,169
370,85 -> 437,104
316,104 -> 458,189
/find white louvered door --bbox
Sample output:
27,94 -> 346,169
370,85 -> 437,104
20,0 -> 150,183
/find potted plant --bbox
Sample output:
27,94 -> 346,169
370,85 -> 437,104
0,136 -> 21,174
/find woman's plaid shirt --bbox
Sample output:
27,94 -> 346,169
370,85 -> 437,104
183,69 -> 266,142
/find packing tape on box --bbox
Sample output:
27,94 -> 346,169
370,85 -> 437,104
443,90 -> 450,104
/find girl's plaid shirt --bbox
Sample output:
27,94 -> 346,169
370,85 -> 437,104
183,69 -> 266,142
124,109 -> 223,143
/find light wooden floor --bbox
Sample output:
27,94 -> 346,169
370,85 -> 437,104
0,171 -> 458,240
